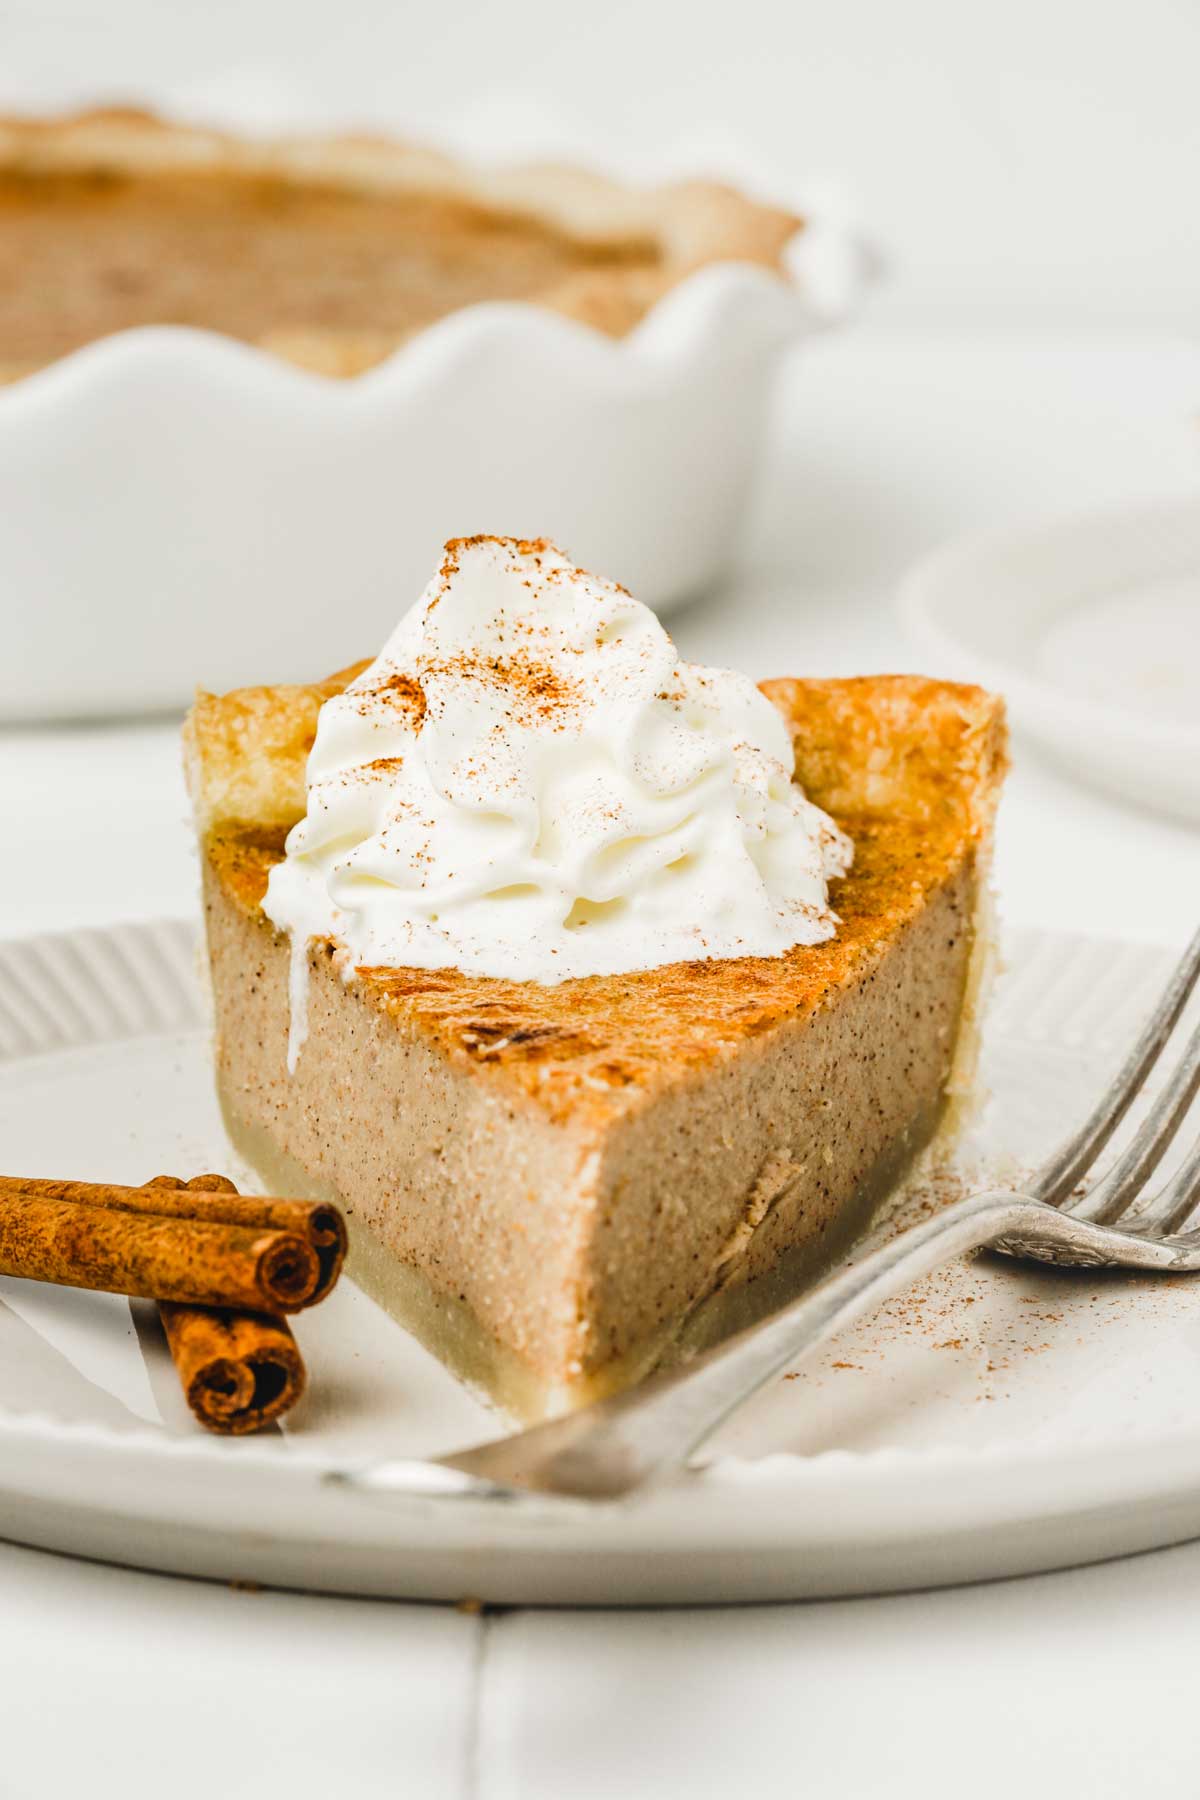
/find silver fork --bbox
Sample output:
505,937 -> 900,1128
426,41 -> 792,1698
340,925 -> 1200,1506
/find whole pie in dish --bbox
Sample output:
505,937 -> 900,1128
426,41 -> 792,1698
185,542 -> 1007,1421
0,108 -> 800,382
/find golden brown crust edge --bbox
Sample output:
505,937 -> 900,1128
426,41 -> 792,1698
0,105 -> 799,260
761,673 -> 1008,842
184,660 -> 370,836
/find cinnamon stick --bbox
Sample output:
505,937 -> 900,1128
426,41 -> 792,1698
0,1171 -> 337,1434
0,1192 -> 319,1312
0,1174 -> 346,1304
146,1179 -> 309,1436
158,1302 -> 306,1435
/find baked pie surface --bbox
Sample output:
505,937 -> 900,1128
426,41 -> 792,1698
0,109 -> 800,382
187,669 -> 1006,1417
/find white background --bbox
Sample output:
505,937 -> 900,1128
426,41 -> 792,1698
2,5 -> 1200,1797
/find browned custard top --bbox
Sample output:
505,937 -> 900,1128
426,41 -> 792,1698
0,166 -> 660,373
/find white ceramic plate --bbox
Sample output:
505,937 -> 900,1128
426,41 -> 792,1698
899,496 -> 1200,824
0,919 -> 1198,1605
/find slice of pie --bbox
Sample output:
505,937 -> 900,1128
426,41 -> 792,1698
0,108 -> 799,383
185,554 -> 1006,1421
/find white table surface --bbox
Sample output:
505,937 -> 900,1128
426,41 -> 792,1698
2,327 -> 1199,1799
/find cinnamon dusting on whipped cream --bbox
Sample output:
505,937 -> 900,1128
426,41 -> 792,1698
264,536 -> 853,1071
369,670 -> 428,728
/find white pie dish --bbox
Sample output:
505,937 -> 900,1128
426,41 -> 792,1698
0,212 -> 861,723
899,495 -> 1200,825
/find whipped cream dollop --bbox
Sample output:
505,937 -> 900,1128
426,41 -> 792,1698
265,537 -> 852,1067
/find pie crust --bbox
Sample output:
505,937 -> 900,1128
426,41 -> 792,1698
0,108 -> 800,382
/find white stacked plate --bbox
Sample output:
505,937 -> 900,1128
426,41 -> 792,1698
901,495 -> 1200,824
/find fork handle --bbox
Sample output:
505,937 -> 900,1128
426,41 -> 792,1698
443,1190 -> 1035,1499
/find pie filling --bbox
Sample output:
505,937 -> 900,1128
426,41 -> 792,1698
220,1077 -> 950,1422
0,167 -> 660,374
